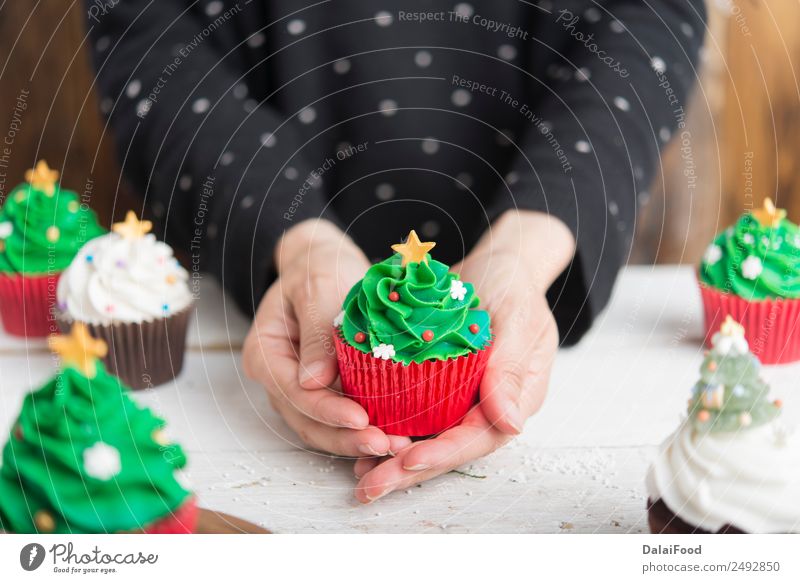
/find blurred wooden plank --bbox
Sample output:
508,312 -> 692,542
0,0 -> 133,226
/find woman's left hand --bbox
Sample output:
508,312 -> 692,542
353,210 -> 576,502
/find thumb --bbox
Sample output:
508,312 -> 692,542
479,307 -> 533,435
295,276 -> 341,389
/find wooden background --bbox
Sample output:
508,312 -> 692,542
0,1 -> 798,265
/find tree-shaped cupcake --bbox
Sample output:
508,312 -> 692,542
688,316 -> 781,433
0,323 -> 196,533
0,160 -> 105,336
334,230 -> 492,436
646,316 -> 797,533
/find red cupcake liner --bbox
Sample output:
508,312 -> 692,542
144,497 -> 198,534
334,331 -> 491,436
0,272 -> 61,337
698,279 -> 800,364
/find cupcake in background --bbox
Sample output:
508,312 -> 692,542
334,230 -> 492,436
0,160 -> 105,337
0,324 -> 196,534
698,197 -> 800,364
646,316 -> 800,533
56,210 -> 193,389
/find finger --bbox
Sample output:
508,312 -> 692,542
387,434 -> 413,455
249,343 -> 369,430
354,435 -> 414,478
354,457 -> 380,479
296,275 -> 341,389
478,306 -> 535,434
277,399 -> 391,457
355,410 -> 507,503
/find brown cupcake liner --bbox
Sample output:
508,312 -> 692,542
647,498 -> 745,534
57,305 -> 192,390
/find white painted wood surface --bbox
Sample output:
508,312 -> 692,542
1,267 -> 797,533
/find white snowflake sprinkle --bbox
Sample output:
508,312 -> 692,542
372,343 -> 396,360
83,442 -> 121,480
741,255 -> 763,280
742,233 -> 755,245
450,279 -> 467,301
333,311 -> 345,327
703,244 -> 722,266
0,222 -> 13,239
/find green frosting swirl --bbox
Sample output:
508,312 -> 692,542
0,362 -> 191,533
700,213 -> 800,299
0,182 -> 106,275
340,253 -> 490,364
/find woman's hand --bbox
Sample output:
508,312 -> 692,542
353,210 -> 576,502
243,219 -> 412,457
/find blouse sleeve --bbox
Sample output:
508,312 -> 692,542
487,0 -> 706,343
85,0 -> 340,314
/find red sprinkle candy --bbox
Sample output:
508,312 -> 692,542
469,324 -> 479,334
422,330 -> 434,342
388,291 -> 400,302
354,332 -> 366,343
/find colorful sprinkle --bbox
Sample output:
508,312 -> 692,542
105,305 -> 114,313
739,412 -> 752,427
354,332 -> 366,343
469,323 -> 479,334
774,399 -> 783,408
422,330 -> 434,342
707,361 -> 717,371
152,428 -> 169,446
86,255 -> 94,263
68,200 -> 80,212
162,304 -> 170,312
13,424 -> 23,440
115,260 -> 127,269
166,274 -> 177,285
34,510 -> 56,533
46,226 -> 60,243
388,291 -> 400,302
697,410 -> 711,422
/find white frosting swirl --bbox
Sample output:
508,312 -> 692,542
57,232 -> 193,325
647,421 -> 800,533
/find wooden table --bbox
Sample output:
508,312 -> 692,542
1,266 -> 797,533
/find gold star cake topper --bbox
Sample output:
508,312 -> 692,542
751,198 -> 787,228
49,323 -> 108,378
24,160 -> 59,197
113,210 -> 153,239
391,229 -> 436,266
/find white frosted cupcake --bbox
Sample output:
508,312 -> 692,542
646,317 -> 800,533
56,211 -> 193,389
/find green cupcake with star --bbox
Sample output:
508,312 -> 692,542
0,160 -> 105,337
698,197 -> 800,364
0,323 -> 196,534
334,230 -> 492,436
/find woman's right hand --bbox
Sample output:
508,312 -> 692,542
243,219 -> 412,457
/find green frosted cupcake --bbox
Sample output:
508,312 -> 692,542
0,160 -> 105,337
333,230 -> 492,436
698,198 -> 800,364
0,323 -> 196,533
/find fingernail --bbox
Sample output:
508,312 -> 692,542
299,361 -> 326,385
366,487 -> 392,502
358,444 -> 386,456
403,463 -> 430,471
503,402 -> 524,433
